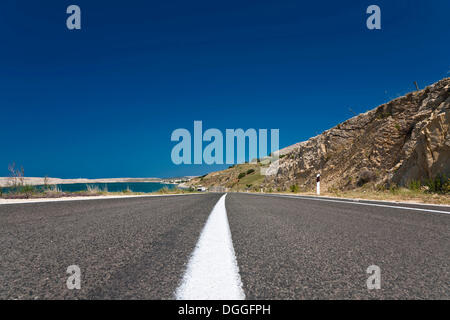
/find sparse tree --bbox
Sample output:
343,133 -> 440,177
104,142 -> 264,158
8,163 -> 25,188
44,175 -> 49,189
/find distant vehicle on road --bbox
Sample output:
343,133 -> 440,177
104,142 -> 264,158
197,186 -> 207,192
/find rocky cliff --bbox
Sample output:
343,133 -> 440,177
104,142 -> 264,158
265,77 -> 449,192
190,78 -> 449,192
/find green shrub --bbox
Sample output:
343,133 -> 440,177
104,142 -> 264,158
238,172 -> 246,179
19,185 -> 35,194
7,184 -> 35,195
290,185 -> 299,193
246,169 -> 255,175
158,186 -> 170,194
390,183 -> 399,195
426,174 -> 449,194
407,180 -> 421,191
377,110 -> 392,119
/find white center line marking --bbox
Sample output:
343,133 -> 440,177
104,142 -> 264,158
175,193 -> 245,300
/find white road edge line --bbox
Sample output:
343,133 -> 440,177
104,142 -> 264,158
0,193 -> 207,205
175,193 -> 245,300
258,193 -> 450,215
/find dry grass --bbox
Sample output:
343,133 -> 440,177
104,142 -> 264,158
1,183 -> 197,199
267,188 -> 450,205
154,187 -> 199,195
325,189 -> 449,205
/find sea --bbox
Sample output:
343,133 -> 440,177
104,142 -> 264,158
1,182 -> 176,194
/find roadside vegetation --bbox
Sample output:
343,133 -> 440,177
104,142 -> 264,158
3,162 -> 447,205
215,164 -> 449,205
154,186 -> 199,195
0,163 -> 197,200
232,165 -> 265,192
277,174 -> 450,205
321,187 -> 449,205
189,158 -> 450,205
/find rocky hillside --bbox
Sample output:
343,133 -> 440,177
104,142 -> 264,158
190,78 -> 450,192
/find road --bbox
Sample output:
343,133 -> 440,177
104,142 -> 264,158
0,193 -> 449,299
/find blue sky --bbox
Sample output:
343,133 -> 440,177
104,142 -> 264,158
1,0 -> 449,178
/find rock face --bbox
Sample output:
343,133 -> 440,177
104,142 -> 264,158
264,78 -> 450,192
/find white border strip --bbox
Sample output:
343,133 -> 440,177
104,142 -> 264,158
253,193 -> 450,215
175,193 -> 245,300
0,193 -> 206,205
277,193 -> 450,208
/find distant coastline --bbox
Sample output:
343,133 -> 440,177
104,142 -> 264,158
0,177 -> 162,188
0,176 -> 195,188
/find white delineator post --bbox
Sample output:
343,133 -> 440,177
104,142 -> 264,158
316,174 -> 320,195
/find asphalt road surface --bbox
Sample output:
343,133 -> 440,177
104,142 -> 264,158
0,193 -> 449,299
0,194 -> 221,299
226,193 -> 449,299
